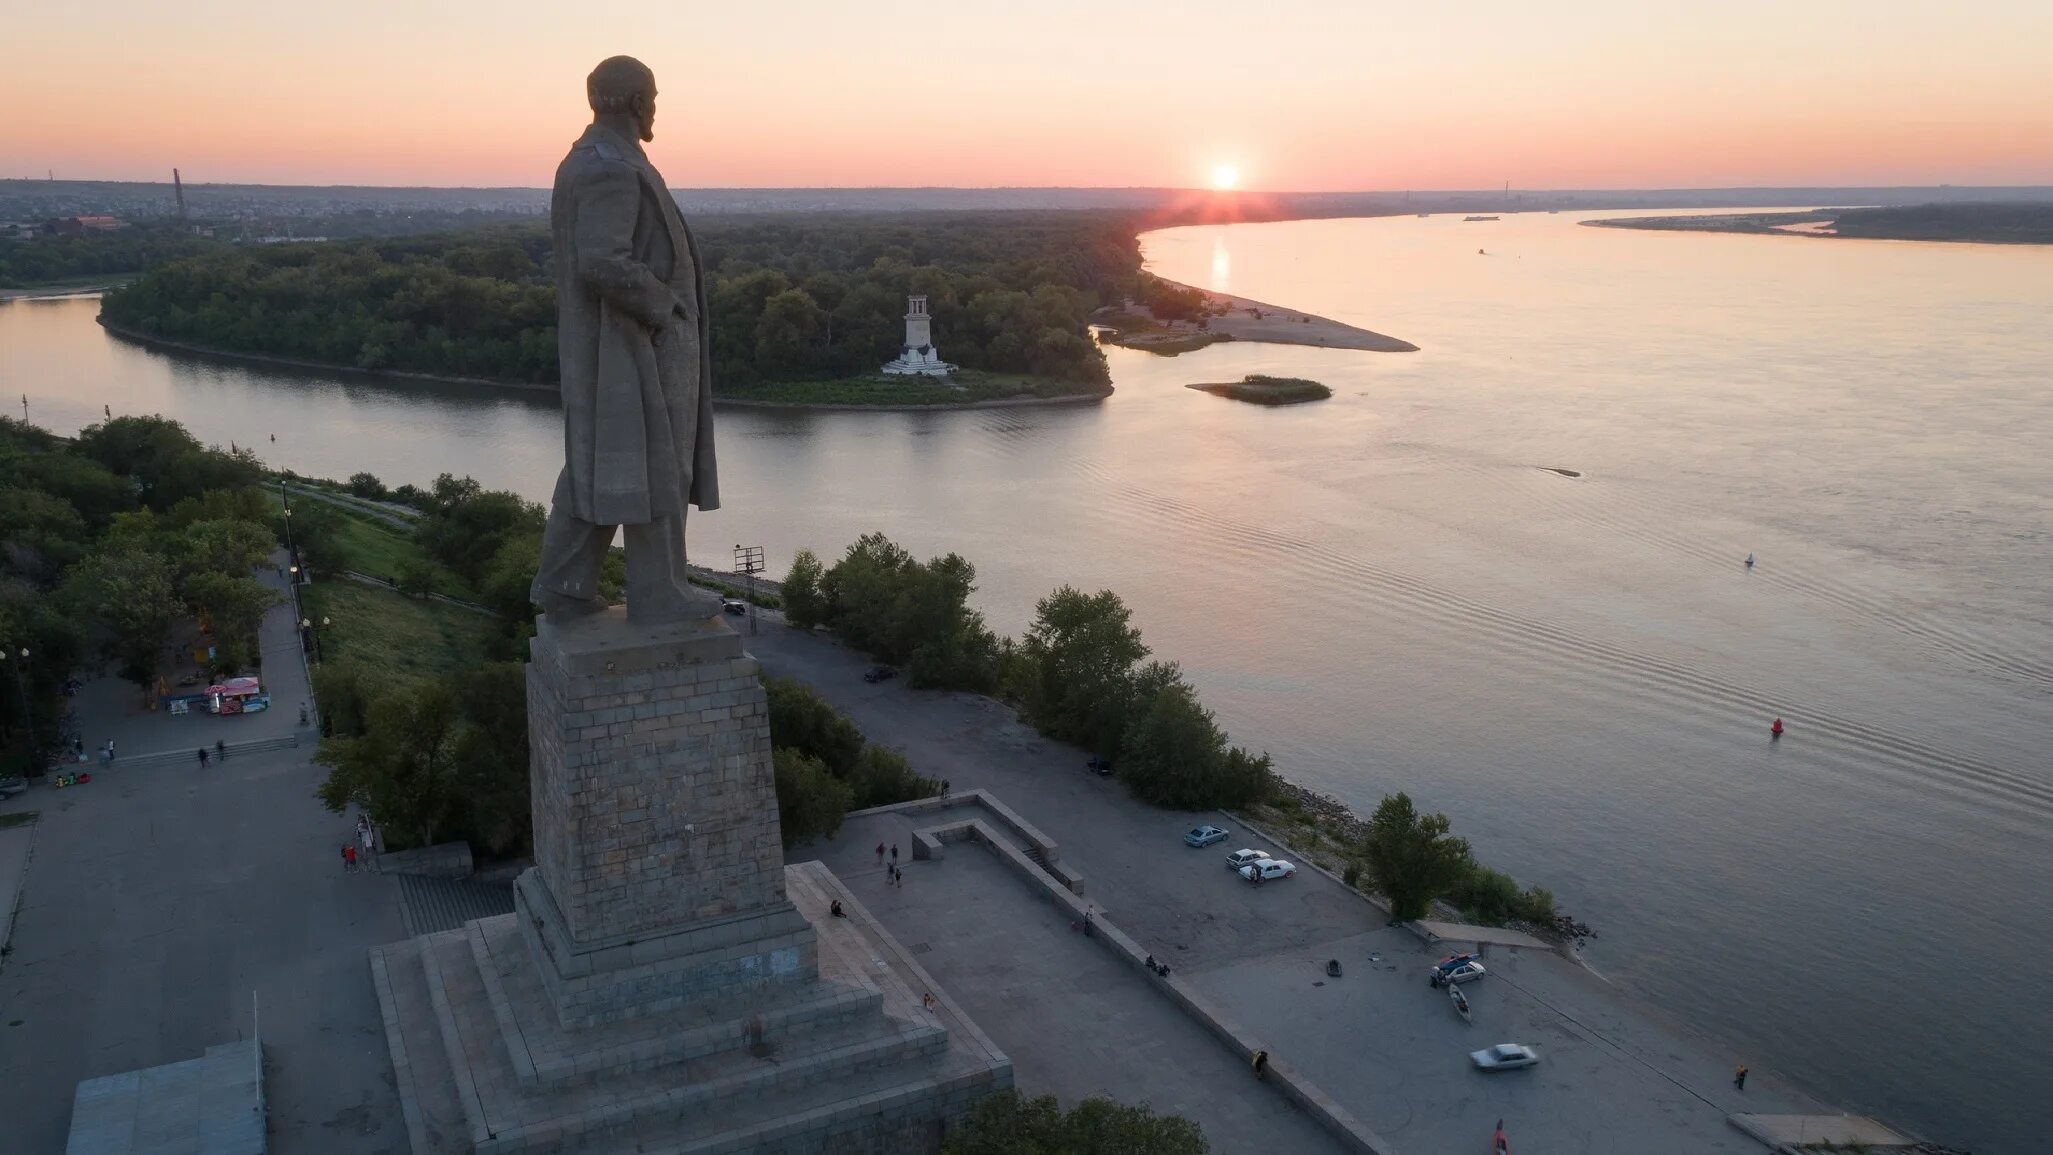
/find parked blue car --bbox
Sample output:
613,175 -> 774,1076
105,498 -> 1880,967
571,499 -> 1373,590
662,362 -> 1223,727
1183,825 -> 1230,847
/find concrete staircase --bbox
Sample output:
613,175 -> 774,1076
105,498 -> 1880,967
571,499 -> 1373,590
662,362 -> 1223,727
66,1039 -> 264,1155
371,864 -> 1008,1155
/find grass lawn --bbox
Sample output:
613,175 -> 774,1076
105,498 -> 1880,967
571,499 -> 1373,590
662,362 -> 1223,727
719,368 -> 1109,407
297,580 -> 501,686
268,489 -> 471,597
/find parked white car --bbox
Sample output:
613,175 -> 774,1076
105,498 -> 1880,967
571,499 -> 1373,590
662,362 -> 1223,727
1224,848 -> 1268,872
1238,859 -> 1296,883
1470,1043 -> 1540,1071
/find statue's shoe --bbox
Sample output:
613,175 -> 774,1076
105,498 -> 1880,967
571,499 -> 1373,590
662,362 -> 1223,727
625,581 -> 724,625
537,592 -> 608,621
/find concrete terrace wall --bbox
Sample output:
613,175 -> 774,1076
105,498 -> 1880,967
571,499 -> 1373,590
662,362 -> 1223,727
862,789 -> 1398,1155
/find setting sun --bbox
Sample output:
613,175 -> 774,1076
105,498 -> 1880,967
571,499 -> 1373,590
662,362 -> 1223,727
1210,163 -> 1239,190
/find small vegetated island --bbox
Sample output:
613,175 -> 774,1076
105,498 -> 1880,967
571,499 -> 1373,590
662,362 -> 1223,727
1584,201 -> 2053,244
1186,374 -> 1332,405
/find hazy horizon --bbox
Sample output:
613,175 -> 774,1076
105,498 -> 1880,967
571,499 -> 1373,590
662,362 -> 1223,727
5,0 -> 2051,190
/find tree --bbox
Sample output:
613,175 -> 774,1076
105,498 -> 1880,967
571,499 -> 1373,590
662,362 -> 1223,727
764,676 -> 865,775
1011,587 -> 1149,756
347,472 -> 388,500
176,517 -> 276,579
61,543 -> 182,690
447,662 -> 531,857
781,548 -> 827,629
284,500 -> 351,576
1357,792 -> 1473,923
312,659 -> 377,738
181,571 -> 278,675
316,681 -> 463,850
772,748 -> 850,847
943,1091 -> 1207,1155
846,745 -> 935,809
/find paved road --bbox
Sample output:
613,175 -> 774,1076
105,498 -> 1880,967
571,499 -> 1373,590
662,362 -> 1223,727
0,551 -> 409,1154
0,740 -> 409,1155
751,615 -> 1837,1153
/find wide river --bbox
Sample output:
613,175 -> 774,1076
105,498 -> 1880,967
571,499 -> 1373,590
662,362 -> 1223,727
5,210 -> 2049,1151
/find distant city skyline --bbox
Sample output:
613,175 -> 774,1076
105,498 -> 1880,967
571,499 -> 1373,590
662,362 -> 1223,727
4,0 -> 2051,190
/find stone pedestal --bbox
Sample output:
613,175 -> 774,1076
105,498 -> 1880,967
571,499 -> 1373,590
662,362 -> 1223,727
371,610 -> 1008,1155
518,612 -> 813,1026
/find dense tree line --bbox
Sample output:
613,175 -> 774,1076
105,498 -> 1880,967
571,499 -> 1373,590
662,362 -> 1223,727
314,660 -> 530,855
944,1091 -> 1207,1154
0,416 -> 276,776
766,675 -> 934,845
99,212 -> 1148,389
1830,202 -> 2053,243
784,534 -> 1277,811
0,224 -> 224,289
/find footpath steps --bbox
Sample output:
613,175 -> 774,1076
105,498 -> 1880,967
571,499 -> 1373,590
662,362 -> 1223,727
64,1039 -> 264,1155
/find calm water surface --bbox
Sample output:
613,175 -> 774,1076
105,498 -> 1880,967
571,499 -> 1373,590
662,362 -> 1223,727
5,211 -> 2048,1152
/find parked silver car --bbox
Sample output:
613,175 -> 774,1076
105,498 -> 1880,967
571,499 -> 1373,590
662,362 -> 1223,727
1224,848 -> 1268,872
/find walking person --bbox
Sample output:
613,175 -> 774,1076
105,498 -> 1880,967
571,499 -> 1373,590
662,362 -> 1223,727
344,844 -> 359,873
215,739 -> 227,763
921,991 -> 935,1012
1251,1050 -> 1269,1081
196,747 -> 208,769
1493,1119 -> 1510,1154
890,843 -> 899,865
1733,1064 -> 1748,1091
940,778 -> 950,798
875,841 -> 886,867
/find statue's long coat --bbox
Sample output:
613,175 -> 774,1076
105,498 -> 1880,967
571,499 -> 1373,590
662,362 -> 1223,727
550,123 -> 718,525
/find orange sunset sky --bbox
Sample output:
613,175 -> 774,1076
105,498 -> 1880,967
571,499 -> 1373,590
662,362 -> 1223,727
4,0 -> 2052,190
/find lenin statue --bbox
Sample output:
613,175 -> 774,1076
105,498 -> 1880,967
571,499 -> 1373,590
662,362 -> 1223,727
532,56 -> 722,624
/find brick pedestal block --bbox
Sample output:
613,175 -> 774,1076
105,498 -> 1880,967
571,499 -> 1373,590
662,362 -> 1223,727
521,609 -> 814,1026
370,608 -> 1011,1154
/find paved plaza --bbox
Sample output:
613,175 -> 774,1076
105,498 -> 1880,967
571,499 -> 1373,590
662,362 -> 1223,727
0,562 -> 410,1155
748,614 -> 1844,1154
814,812 -> 1345,1153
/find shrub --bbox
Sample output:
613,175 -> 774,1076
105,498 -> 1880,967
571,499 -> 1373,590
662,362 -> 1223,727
846,745 -> 935,809
782,548 -> 827,629
1342,861 -> 1362,888
1511,885 -> 1557,925
1450,866 -> 1521,926
764,676 -> 863,775
772,748 -> 851,847
347,472 -> 387,500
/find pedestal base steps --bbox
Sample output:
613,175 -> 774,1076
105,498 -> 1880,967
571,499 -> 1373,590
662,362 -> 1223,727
371,862 -> 1010,1155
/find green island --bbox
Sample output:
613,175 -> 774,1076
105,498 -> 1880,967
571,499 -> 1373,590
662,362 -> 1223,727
1186,374 -> 1332,405
95,212 -> 1172,407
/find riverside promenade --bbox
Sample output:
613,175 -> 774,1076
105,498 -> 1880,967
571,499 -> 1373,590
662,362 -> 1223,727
746,613 -> 1871,1154
0,559 -> 413,1155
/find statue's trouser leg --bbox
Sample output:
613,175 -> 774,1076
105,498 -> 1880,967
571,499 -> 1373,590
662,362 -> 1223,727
530,480 -> 614,606
623,514 -> 717,623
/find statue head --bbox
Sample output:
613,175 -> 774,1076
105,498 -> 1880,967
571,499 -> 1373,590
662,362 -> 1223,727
587,56 -> 658,142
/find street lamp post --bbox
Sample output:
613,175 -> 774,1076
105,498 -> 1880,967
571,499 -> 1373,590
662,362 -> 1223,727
732,545 -> 765,636
300,616 -> 329,665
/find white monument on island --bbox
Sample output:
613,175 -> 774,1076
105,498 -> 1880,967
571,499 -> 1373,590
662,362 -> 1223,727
881,294 -> 955,377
